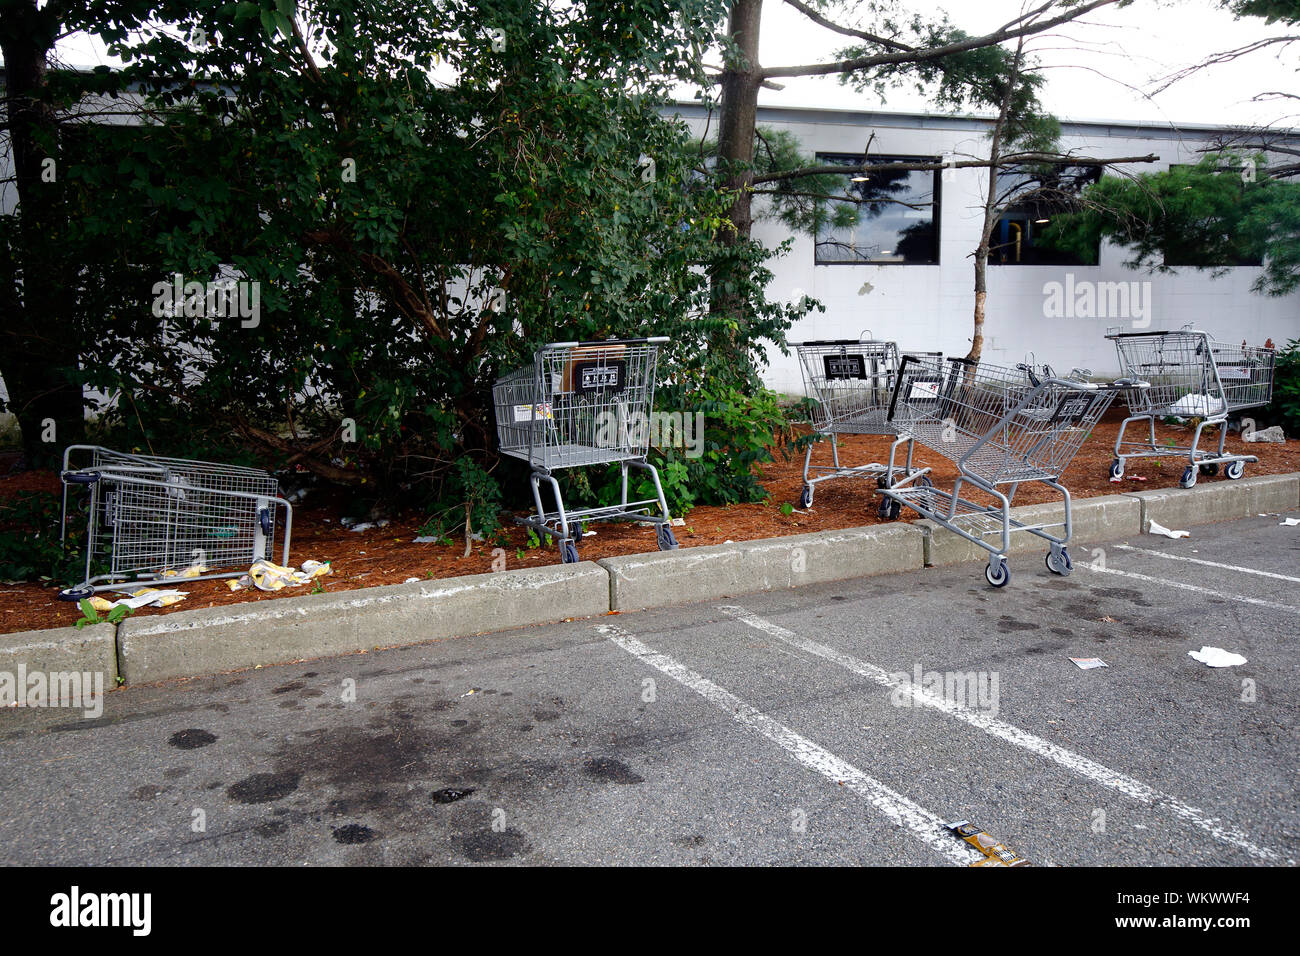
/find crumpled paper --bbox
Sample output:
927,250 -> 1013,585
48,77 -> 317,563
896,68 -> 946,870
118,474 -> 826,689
1147,520 -> 1190,539
90,587 -> 189,610
1188,646 -> 1247,668
249,559 -> 332,592
161,562 -> 210,579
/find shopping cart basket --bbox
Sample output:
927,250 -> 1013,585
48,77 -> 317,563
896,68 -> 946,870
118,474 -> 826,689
793,334 -> 940,518
492,337 -> 678,563
1107,328 -> 1276,487
57,445 -> 293,600
879,355 -> 1140,587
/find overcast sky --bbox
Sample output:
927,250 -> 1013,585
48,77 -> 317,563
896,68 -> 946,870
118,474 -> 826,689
46,0 -> 1298,129
750,0 -> 1297,128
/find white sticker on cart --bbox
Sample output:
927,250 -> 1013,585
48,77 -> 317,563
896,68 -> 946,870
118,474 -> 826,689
909,381 -> 939,399
513,403 -> 553,422
1217,365 -> 1250,379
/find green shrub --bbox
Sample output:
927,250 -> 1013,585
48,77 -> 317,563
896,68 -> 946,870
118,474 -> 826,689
0,491 -> 86,586
1266,338 -> 1300,436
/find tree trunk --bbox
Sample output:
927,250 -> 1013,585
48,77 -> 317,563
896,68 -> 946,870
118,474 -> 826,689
709,0 -> 764,332
967,40 -> 1024,363
0,1 -> 85,469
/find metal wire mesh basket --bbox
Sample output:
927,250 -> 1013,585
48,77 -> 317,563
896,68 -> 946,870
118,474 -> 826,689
492,338 -> 678,562
792,335 -> 939,512
58,445 -> 292,599
879,355 -> 1136,587
1106,329 -> 1276,487
494,340 -> 662,470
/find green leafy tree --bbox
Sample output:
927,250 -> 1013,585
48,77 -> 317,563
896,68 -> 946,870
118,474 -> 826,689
1044,154 -> 1300,296
5,0 -> 811,546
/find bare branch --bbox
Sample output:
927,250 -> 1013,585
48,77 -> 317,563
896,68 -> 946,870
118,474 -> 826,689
751,153 -> 1160,186
760,0 -> 1122,80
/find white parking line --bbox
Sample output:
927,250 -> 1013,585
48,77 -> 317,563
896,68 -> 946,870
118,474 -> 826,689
719,605 -> 1285,863
594,622 -> 982,866
1079,563 -> 1300,615
1112,544 -> 1300,584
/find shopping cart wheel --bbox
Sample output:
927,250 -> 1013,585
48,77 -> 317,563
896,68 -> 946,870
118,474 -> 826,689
915,475 -> 933,505
655,523 -> 679,551
1108,460 -> 1124,481
1179,465 -> 1197,489
1045,549 -> 1073,576
559,539 -> 580,564
878,497 -> 901,521
1225,460 -> 1245,480
1198,462 -> 1219,477
58,586 -> 95,602
799,484 -> 813,509
984,559 -> 1010,589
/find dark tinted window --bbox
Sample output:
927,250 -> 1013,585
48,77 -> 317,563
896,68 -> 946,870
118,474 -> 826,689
991,166 -> 1101,265
814,154 -> 940,264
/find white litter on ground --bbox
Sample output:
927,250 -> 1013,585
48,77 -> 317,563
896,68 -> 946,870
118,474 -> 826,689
404,577 -> 420,584
94,588 -> 189,610
1188,646 -> 1248,668
1147,520 -> 1190,539
1280,517 -> 1300,527
413,536 -> 439,543
1069,657 -> 1109,670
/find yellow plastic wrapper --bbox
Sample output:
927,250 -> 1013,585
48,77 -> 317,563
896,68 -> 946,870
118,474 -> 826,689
162,563 -> 210,579
131,587 -> 188,607
947,820 -> 1031,867
248,559 -> 332,591
301,560 -> 332,579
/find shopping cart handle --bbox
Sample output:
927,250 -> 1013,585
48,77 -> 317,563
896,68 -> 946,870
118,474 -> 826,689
543,336 -> 669,348
61,471 -> 100,485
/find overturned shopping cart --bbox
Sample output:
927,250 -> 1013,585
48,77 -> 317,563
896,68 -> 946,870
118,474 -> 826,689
58,445 -> 293,600
878,356 -> 1138,587
1106,328 -> 1276,488
493,338 -> 678,563
793,335 -> 940,518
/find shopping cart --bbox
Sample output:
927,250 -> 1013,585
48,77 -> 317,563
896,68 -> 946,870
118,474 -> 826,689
493,337 -> 678,563
793,334 -> 940,518
58,445 -> 293,600
1107,328 -> 1276,487
879,355 -> 1140,587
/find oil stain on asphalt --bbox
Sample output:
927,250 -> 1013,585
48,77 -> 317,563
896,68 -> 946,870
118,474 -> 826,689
584,757 -> 644,784
168,729 -> 218,749
227,771 -> 302,804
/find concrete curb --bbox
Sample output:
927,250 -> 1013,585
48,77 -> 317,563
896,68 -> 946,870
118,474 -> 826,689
915,493 -> 1142,567
115,562 -> 609,685
598,523 -> 925,612
8,470 -> 1296,685
1121,472 -> 1300,532
0,624 -> 118,703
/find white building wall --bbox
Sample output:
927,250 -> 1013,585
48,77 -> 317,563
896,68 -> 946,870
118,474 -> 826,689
674,104 -> 1300,393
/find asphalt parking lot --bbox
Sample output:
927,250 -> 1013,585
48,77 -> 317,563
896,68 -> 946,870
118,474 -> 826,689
1,511 -> 1296,866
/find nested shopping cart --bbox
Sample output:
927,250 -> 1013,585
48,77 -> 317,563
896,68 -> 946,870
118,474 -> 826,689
1106,328 -> 1276,488
493,337 -> 678,563
793,334 -> 940,519
879,355 -> 1140,587
57,445 -> 293,600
